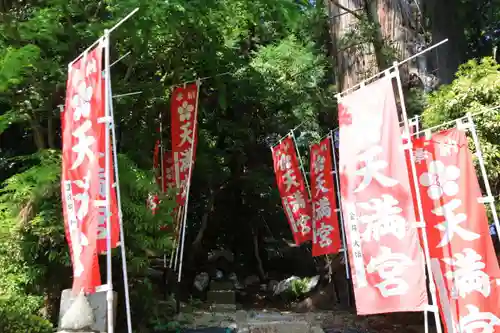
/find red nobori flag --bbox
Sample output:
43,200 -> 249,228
338,77 -> 427,315
163,151 -> 176,191
310,138 -> 342,256
272,135 -> 312,244
62,43 -> 112,292
412,129 -> 500,333
171,84 -> 199,206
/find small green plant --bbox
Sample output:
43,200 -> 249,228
290,277 -> 310,298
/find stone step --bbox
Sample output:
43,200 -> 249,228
210,280 -> 234,291
209,304 -> 238,312
246,321 -> 313,333
207,290 -> 236,304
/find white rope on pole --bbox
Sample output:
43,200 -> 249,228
338,39 -> 448,98
103,31 -> 115,333
106,49 -> 133,333
392,62 -> 443,333
177,79 -> 202,283
464,113 -> 500,242
329,130 -> 350,281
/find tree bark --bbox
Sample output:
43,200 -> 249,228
47,109 -> 56,148
327,0 -> 419,90
29,115 -> 46,150
191,188 -> 215,251
425,0 -> 466,84
252,227 -> 266,281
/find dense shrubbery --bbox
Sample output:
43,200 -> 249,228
0,151 -> 175,330
0,294 -> 53,333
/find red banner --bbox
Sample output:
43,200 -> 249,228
171,84 -> 199,206
310,137 -> 342,256
272,136 -> 312,245
411,129 -> 500,332
338,78 -> 427,315
62,44 -> 114,292
162,151 -> 176,191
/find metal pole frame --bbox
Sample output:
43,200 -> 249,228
329,129 -> 354,307
103,31 -> 115,333
177,79 -> 202,283
329,130 -> 350,281
67,9 -> 138,333
105,35 -> 133,333
458,114 -> 500,242
392,62 -> 443,333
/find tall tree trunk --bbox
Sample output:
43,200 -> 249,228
47,109 -> 56,148
29,115 -> 46,150
425,0 -> 466,84
326,0 -> 419,90
329,0 -> 377,91
252,227 -> 266,281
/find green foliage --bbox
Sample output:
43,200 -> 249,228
0,0 -> 333,329
405,87 -> 428,119
422,57 -> 500,212
0,45 -> 41,93
0,150 -> 175,329
0,294 -> 53,333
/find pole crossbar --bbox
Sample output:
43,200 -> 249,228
112,91 -> 143,99
411,105 -> 500,137
69,8 -> 139,67
271,121 -> 307,148
336,39 -> 448,98
168,71 -> 234,90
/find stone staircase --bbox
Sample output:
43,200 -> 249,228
183,310 -> 330,333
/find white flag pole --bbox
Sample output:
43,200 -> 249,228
392,62 -> 443,333
103,30 -> 115,333
105,40 -> 133,333
329,130 -> 350,281
173,206 -> 183,271
464,113 -> 500,242
177,79 -> 202,283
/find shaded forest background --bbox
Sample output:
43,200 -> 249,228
1,0 -> 500,332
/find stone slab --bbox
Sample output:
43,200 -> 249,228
58,288 -> 117,333
210,304 -> 237,312
210,281 -> 234,291
207,290 -> 236,304
248,321 -> 310,333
